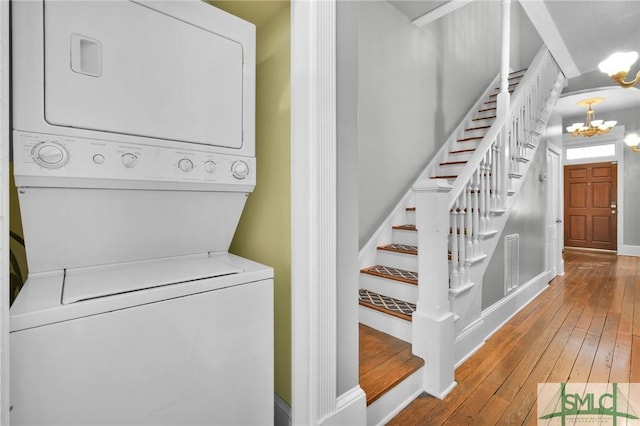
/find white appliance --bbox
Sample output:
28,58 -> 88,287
10,1 -> 273,425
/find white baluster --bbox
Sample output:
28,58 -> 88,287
472,170 -> 480,259
466,182 -> 473,260
450,201 -> 459,289
458,193 -> 467,285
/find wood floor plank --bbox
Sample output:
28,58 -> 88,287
388,250 -> 638,425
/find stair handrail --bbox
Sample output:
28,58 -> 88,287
447,47 -> 552,210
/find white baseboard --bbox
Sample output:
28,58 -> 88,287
454,271 -> 549,367
320,386 -> 367,426
275,393 -> 291,426
367,367 -> 424,426
619,245 -> 640,257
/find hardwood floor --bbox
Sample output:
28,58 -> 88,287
359,323 -> 424,405
388,249 -> 640,425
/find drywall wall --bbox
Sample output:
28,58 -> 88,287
336,0 -> 360,396
562,105 -> 640,247
510,1 -> 543,71
356,0 -> 542,247
482,139 -> 549,310
211,1 -> 292,406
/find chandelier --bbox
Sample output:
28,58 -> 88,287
599,51 -> 640,88
565,98 -> 617,137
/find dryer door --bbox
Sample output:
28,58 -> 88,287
43,1 -> 245,149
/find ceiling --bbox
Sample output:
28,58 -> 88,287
388,0 -> 640,118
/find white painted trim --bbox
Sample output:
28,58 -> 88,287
561,126 -> 625,254
275,394 -> 292,426
546,141 -> 564,278
291,1 -> 348,424
319,386 -> 366,426
412,0 -> 474,27
454,271 -> 549,365
518,0 -> 580,79
1,1 -> 10,423
367,368 -> 424,426
618,245 -> 640,257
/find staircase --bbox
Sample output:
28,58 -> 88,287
357,48 -> 566,425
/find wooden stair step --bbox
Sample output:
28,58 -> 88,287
465,125 -> 491,131
378,243 -> 418,256
393,224 -> 416,231
439,160 -> 467,166
457,136 -> 483,142
359,324 -> 425,406
359,288 -> 416,321
509,68 -> 527,76
406,207 -> 415,212
489,89 -> 515,98
361,265 -> 418,285
450,148 -> 476,155
430,175 -> 458,180
473,115 -> 496,121
478,107 -> 497,113
484,99 -> 497,105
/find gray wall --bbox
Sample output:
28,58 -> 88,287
482,139 -> 549,310
356,0 -> 542,247
563,105 -> 640,246
336,0 -> 360,396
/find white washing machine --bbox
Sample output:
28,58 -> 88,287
10,1 -> 273,424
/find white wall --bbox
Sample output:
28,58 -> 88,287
355,0 -> 541,247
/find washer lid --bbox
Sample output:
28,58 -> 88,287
62,254 -> 243,304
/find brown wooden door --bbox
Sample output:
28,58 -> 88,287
564,162 -> 617,250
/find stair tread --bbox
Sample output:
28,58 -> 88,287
450,148 -> 476,155
406,207 -> 415,212
440,160 -> 468,166
378,243 -> 418,255
431,175 -> 458,180
457,136 -> 483,142
393,224 -> 417,231
478,107 -> 497,112
465,125 -> 491,131
359,288 -> 416,321
473,115 -> 496,121
359,324 -> 425,406
361,265 -> 418,285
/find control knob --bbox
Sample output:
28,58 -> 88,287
231,160 -> 250,179
178,158 -> 194,172
121,153 -> 138,168
32,141 -> 69,169
204,160 -> 216,173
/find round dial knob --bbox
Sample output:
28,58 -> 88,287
204,160 -> 216,173
178,158 -> 194,172
121,153 -> 138,168
231,160 -> 250,180
32,142 -> 69,168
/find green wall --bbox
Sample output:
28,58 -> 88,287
208,1 -> 292,406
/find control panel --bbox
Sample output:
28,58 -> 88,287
13,131 -> 256,189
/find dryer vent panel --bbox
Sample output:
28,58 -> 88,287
504,234 -> 519,295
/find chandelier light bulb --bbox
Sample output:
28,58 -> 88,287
624,133 -> 640,147
598,52 -> 638,76
567,98 -> 616,138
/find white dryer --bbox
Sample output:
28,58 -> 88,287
10,1 -> 273,424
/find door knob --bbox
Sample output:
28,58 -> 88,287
556,219 -> 563,223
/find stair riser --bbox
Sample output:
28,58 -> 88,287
366,368 -> 424,426
461,128 -> 489,139
392,229 -> 417,246
453,140 -> 480,152
405,210 -> 415,225
436,163 -> 465,176
471,117 -> 495,127
359,305 -> 412,343
373,251 -> 418,277
360,274 -> 418,304
447,151 -> 474,163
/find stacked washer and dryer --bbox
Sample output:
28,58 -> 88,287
10,1 -> 273,424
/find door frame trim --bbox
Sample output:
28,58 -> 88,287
546,141 -> 563,276
561,126 -> 625,253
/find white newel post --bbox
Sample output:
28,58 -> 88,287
412,179 -> 457,399
498,0 -> 511,209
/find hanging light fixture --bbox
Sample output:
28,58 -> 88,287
599,51 -> 640,88
624,133 -> 640,153
566,98 -> 617,137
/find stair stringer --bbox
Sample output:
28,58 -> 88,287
448,71 -> 567,352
